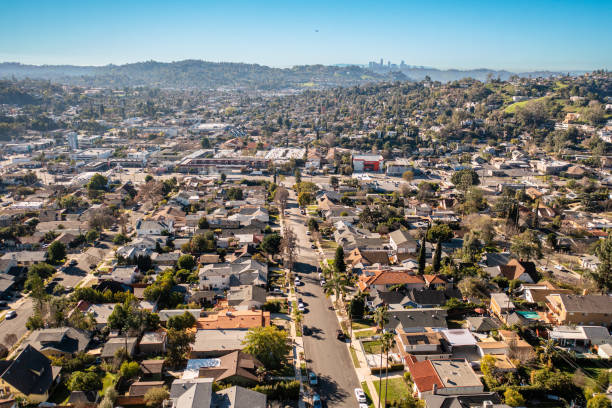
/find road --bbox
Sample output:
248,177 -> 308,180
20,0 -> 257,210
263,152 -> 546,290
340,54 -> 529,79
0,240 -> 111,346
284,190 -> 361,408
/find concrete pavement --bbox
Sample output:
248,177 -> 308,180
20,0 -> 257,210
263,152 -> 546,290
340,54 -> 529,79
283,190 -> 362,408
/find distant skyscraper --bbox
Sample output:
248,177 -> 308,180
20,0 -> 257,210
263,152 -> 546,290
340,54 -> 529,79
67,132 -> 78,150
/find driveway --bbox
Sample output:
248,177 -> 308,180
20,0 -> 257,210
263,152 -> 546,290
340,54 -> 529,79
284,191 -> 361,408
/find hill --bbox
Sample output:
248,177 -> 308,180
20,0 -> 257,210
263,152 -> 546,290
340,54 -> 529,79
0,60 -> 407,90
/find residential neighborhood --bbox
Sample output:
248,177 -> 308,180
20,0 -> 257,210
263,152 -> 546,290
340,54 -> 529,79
0,69 -> 611,408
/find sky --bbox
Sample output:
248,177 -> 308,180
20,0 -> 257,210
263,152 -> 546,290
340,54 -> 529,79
0,0 -> 610,71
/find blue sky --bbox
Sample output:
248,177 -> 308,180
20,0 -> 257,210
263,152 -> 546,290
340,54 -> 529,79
0,0 -> 610,71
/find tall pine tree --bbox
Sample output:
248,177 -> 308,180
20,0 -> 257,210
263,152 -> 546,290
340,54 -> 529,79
433,239 -> 442,273
418,228 -> 428,275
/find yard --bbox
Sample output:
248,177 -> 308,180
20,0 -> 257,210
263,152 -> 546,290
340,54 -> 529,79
99,371 -> 119,397
372,377 -> 412,404
354,329 -> 376,339
352,319 -> 375,330
362,340 -> 382,355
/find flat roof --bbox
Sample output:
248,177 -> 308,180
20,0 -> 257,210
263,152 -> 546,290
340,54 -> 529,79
431,360 -> 482,388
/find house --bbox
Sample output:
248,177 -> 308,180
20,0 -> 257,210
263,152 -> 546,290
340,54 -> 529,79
140,359 -> 164,380
405,356 -> 483,398
489,293 -> 515,319
100,337 -> 138,360
545,294 -> 612,326
389,229 -> 418,254
151,251 -> 181,266
384,308 -> 448,333
358,270 -> 425,292
128,381 -> 166,397
227,206 -> 269,226
139,331 -> 167,355
396,329 -> 451,362
597,343 -> 612,359
190,330 -> 249,358
169,378 -> 266,408
158,309 -> 201,325
519,281 -> 572,304
136,219 -> 174,236
423,392 -> 509,408
110,266 -> 138,285
83,303 -> 118,329
581,255 -> 601,272
227,285 -> 267,310
465,317 -> 502,333
550,326 -> 612,349
485,259 -> 537,283
441,329 -> 478,352
0,251 -> 47,266
195,351 -> 263,385
0,345 -> 61,403
196,309 -> 270,330
199,259 -> 267,290
23,327 -> 91,358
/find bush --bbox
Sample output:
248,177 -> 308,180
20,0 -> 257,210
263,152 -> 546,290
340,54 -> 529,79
252,380 -> 300,401
67,371 -> 102,392
120,361 -> 140,379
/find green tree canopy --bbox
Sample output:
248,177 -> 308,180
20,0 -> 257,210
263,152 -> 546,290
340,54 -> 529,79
243,326 -> 290,370
48,241 -> 67,264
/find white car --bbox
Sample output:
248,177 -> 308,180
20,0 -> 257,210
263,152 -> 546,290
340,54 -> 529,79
5,310 -> 16,319
359,404 -> 369,408
354,388 -> 367,403
320,279 -> 326,286
298,304 -> 305,312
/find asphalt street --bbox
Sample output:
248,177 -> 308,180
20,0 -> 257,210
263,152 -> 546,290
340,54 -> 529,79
284,191 -> 361,408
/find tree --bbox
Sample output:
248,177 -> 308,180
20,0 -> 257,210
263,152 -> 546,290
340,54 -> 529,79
87,173 -> 108,191
48,241 -> 66,264
307,218 -> 319,232
297,191 -> 314,207
243,326 -> 290,370
330,176 -> 339,190
590,235 -> 612,293
432,239 -> 442,273
381,331 -> 396,408
120,361 -> 140,379
451,169 -> 480,191
462,231 -> 480,263
402,170 -> 414,182
226,187 -> 243,200
261,233 -> 282,256
197,217 -> 209,230
25,272 -> 45,304
373,305 -> 389,332
274,186 -> 289,216
177,254 -> 196,271
166,328 -> 195,366
294,169 -> 302,184
144,387 -> 170,408
85,229 -> 99,244
427,224 -> 453,243
417,230 -> 427,275
28,262 -> 55,279
167,311 -> 196,330
588,395 -> 612,408
201,137 -> 211,149
504,388 -> 526,407
67,371 -> 102,392
113,233 -> 130,245
510,230 -> 542,261
334,246 -> 346,274
349,294 -> 365,320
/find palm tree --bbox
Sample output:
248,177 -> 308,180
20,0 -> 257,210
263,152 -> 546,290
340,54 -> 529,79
323,271 -> 348,305
381,332 -> 396,408
372,306 -> 388,408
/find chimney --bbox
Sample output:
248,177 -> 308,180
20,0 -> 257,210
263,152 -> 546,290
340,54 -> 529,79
432,383 -> 437,395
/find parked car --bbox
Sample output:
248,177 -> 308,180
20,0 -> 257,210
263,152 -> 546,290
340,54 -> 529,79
337,330 -> 347,341
5,311 -> 16,319
69,259 -> 78,266
313,393 -> 322,408
354,388 -> 367,403
309,372 -> 318,385
311,244 -> 316,249
0,301 -> 7,308
320,279 -> 326,286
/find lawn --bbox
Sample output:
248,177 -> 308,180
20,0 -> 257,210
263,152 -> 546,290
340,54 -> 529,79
360,381 -> 375,408
350,346 -> 361,368
362,340 -> 382,355
352,319 -> 375,330
320,240 -> 338,250
99,372 -> 118,397
354,329 -> 376,339
372,377 -> 412,404
504,95 -> 549,113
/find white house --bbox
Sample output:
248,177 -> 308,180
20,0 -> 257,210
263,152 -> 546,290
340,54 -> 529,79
136,219 -> 174,236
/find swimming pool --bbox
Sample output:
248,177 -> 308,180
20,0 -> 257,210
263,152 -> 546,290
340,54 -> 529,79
516,311 -> 539,319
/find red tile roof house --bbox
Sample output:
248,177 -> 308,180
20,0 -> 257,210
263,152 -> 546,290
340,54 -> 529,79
358,270 -> 425,292
405,355 -> 484,398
